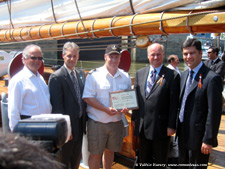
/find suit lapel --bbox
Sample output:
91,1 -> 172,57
180,70 -> 189,99
214,58 -> 221,65
149,66 -> 165,94
141,67 -> 150,99
75,68 -> 84,93
188,64 -> 206,94
62,66 -> 79,102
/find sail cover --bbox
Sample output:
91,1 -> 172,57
0,0 -> 224,30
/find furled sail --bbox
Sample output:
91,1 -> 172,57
0,0 -> 224,43
1,0 -> 225,29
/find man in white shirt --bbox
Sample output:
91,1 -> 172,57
83,44 -> 131,169
8,44 -> 52,131
167,54 -> 181,75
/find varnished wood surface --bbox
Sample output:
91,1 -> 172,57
0,76 -> 8,99
1,10 -> 225,42
208,114 -> 225,169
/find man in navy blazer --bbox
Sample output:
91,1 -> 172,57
48,42 -> 86,169
177,38 -> 222,168
132,43 -> 180,168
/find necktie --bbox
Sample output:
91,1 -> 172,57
71,71 -> 82,117
210,60 -> 214,69
145,69 -> 156,98
179,70 -> 194,122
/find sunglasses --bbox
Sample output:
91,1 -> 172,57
29,57 -> 43,60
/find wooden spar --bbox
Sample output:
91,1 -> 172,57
0,10 -> 225,43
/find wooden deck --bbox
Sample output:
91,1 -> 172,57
208,114 -> 225,169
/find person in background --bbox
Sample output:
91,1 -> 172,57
0,131 -> 63,169
48,42 -> 86,169
204,46 -> 225,80
132,43 -> 180,168
8,44 -> 52,131
167,54 -> 181,75
204,46 -> 225,115
82,44 -> 131,169
177,38 -> 222,168
167,54 -> 180,167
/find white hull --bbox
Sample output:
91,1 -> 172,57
0,50 -> 13,77
0,63 -> 9,77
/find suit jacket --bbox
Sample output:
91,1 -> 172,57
48,65 -> 86,141
177,64 -> 222,150
204,58 -> 225,80
132,65 -> 180,140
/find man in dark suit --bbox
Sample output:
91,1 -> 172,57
48,42 -> 86,169
177,38 -> 222,168
204,46 -> 225,80
132,43 -> 180,168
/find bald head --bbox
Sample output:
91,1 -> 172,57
147,43 -> 165,68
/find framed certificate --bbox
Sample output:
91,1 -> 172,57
109,89 -> 139,110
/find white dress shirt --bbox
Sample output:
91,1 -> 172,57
8,66 -> 52,131
82,65 -> 131,123
167,64 -> 181,75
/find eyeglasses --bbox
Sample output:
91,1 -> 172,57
29,57 -> 43,60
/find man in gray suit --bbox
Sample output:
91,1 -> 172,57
48,42 -> 86,169
132,43 -> 180,168
177,38 -> 222,168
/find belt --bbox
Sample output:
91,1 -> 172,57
20,115 -> 31,119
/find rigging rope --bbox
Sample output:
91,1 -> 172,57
0,10 -> 223,45
73,0 -> 90,38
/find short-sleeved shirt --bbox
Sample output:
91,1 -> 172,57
82,65 -> 131,123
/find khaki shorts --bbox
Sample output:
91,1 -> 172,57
87,118 -> 124,154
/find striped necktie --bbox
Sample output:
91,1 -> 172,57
145,69 -> 156,98
179,70 -> 194,122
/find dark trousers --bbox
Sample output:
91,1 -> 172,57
138,128 -> 170,169
178,123 -> 209,169
56,119 -> 83,169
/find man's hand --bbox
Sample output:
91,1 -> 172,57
120,107 -> 129,114
69,133 -> 73,141
167,128 -> 176,136
106,107 -> 120,116
201,143 -> 213,154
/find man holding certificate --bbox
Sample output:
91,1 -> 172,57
132,43 -> 180,168
82,44 -> 132,169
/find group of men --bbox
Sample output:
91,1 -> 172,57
7,38 -> 223,169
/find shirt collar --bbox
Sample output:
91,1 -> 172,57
103,65 -> 121,78
212,57 -> 219,63
189,61 -> 203,79
149,64 -> 163,75
23,66 -> 40,78
64,64 -> 75,75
